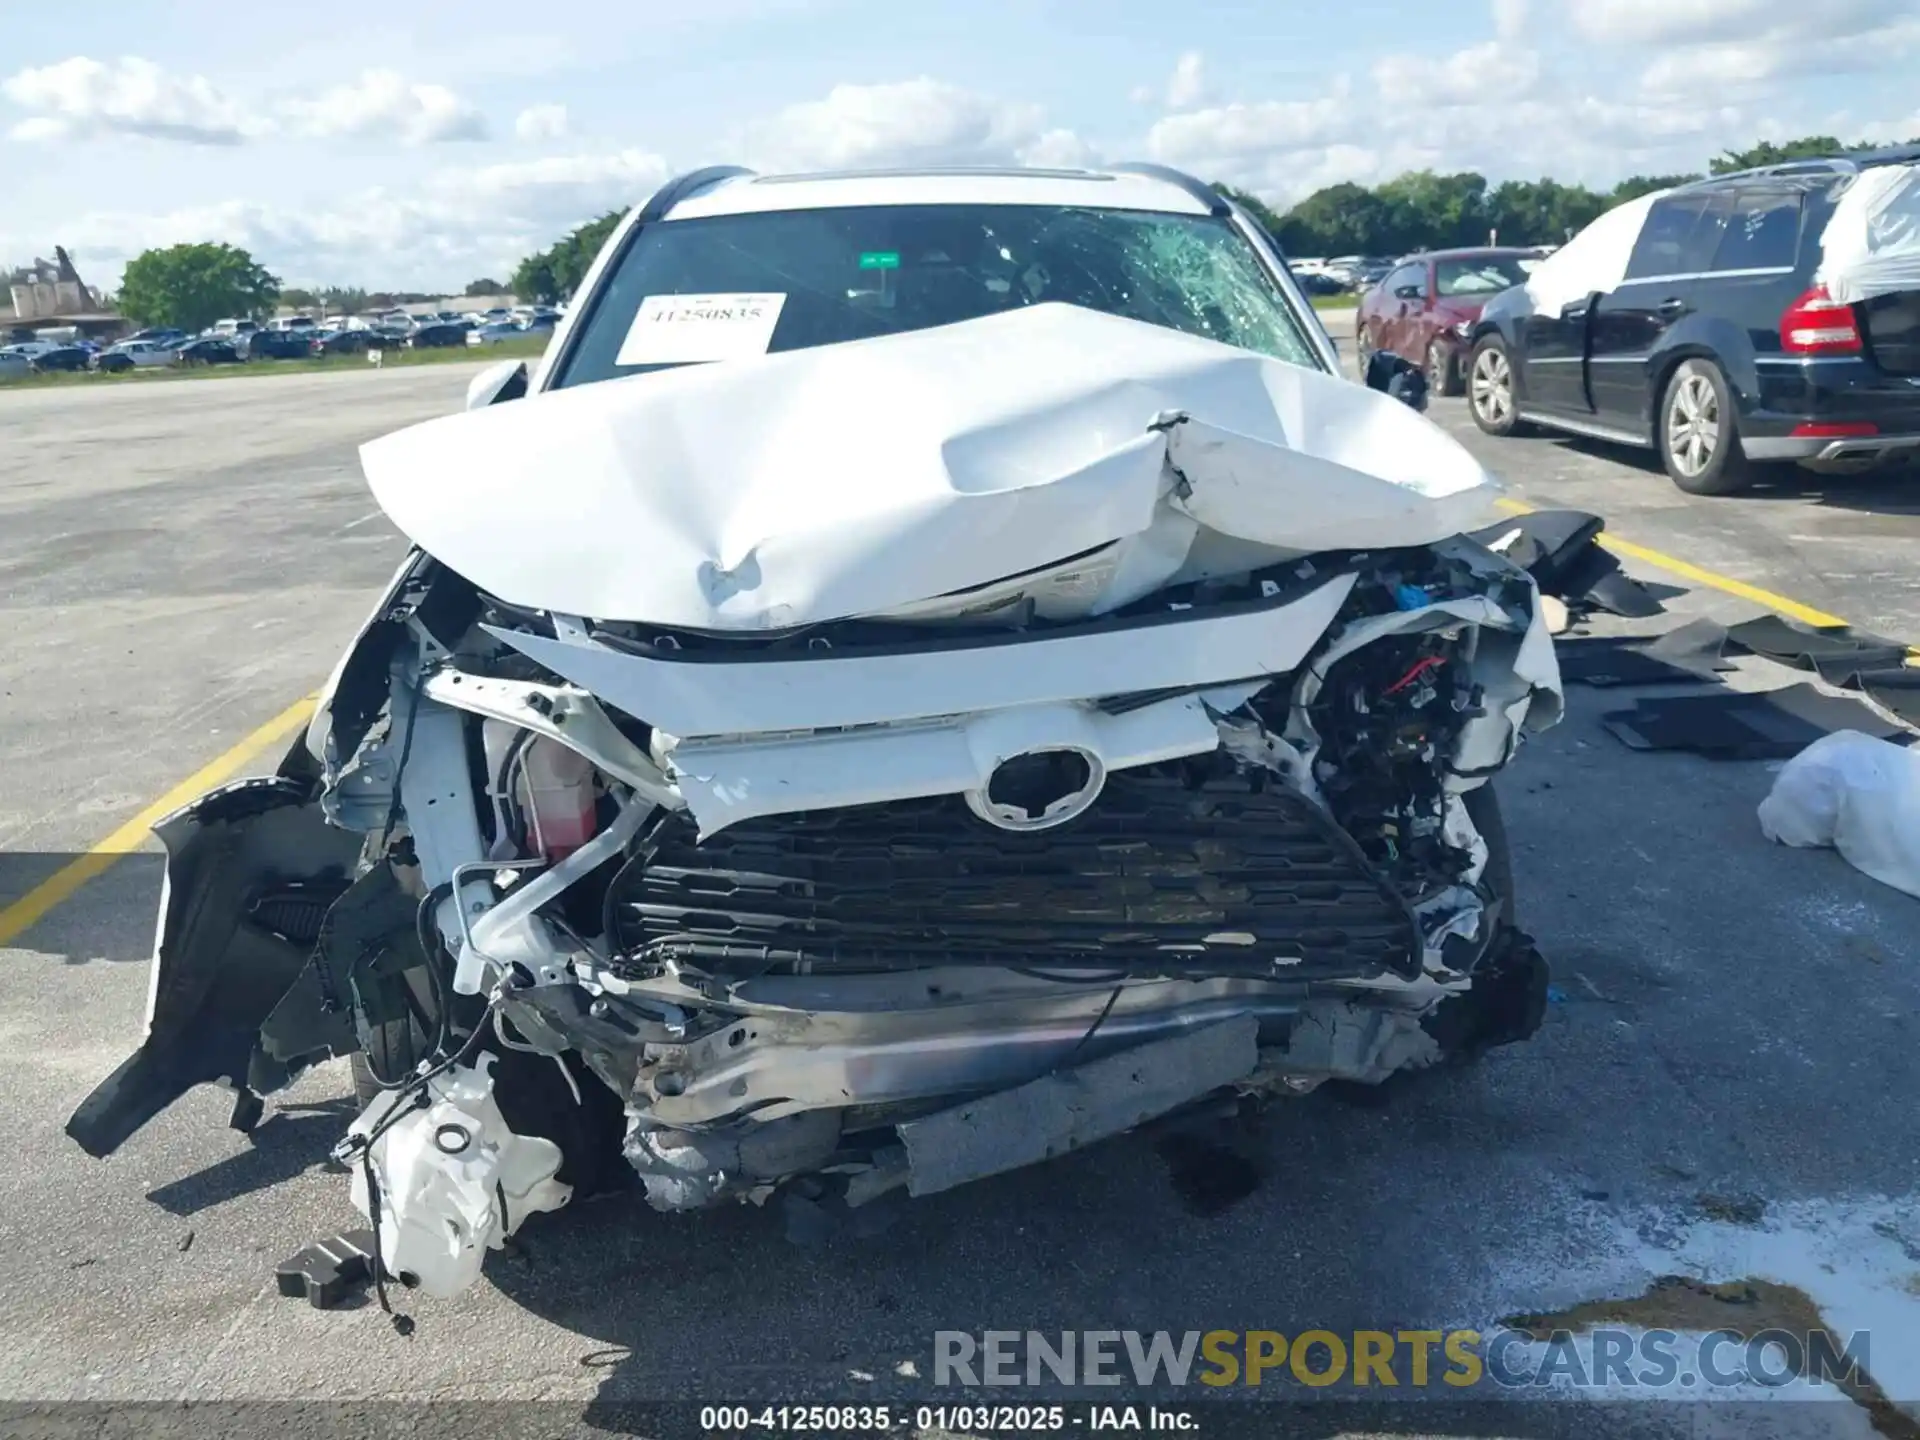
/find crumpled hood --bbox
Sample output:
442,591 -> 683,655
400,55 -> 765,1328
360,303 -> 1503,629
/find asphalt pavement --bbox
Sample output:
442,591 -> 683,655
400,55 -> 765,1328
3,355 -> 1918,1438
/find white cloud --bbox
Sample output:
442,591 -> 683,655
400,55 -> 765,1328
1491,0 -> 1529,41
1165,52 -> 1207,110
513,103 -> 569,142
32,147 -> 669,292
283,69 -> 488,145
1371,41 -> 1541,108
1569,0 -> 1771,44
2,55 -> 259,144
735,77 -> 1083,172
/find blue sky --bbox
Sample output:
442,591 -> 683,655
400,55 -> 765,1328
5,0 -> 1917,292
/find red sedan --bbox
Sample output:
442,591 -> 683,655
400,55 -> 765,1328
1355,247 -> 1539,396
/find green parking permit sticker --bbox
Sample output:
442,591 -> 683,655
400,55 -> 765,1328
858,251 -> 901,270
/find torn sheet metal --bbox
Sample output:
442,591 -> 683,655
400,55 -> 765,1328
1522,190 -> 1667,320
1818,163 -> 1920,306
361,303 -> 1500,629
663,690 -> 1252,837
486,572 -> 1358,737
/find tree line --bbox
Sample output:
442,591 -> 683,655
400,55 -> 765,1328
104,136 -> 1919,328
1222,136 -> 1920,259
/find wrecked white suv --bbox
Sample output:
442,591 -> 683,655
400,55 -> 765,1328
69,164 -> 1562,1301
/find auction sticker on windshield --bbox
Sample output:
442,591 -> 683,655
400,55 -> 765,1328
616,292 -> 787,365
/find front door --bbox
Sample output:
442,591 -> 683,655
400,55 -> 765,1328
1588,190 -> 1738,428
1517,297 -> 1593,415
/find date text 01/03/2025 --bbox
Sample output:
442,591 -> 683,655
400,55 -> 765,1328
699,1404 -> 1200,1432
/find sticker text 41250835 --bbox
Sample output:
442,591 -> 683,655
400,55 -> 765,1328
616,292 -> 788,366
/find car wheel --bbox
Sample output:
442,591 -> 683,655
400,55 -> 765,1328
1467,337 -> 1526,436
1354,323 -> 1373,376
1659,358 -> 1752,496
1427,338 -> 1463,397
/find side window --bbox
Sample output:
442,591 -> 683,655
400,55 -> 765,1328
1387,263 -> 1426,296
1710,191 -> 1803,272
1625,195 -> 1719,280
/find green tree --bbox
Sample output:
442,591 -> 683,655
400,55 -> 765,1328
464,277 -> 503,296
116,242 -> 280,333
1609,173 -> 1702,204
511,208 -> 624,302
1709,137 -> 1845,173
282,287 -> 317,309
1212,183 -> 1286,235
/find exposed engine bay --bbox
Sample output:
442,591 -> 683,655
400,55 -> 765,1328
66,303 -> 1560,1304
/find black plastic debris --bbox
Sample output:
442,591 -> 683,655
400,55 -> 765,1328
1721,615 -> 1920,727
1469,509 -> 1663,619
1862,669 -> 1920,728
1602,684 -> 1911,759
276,1228 -> 381,1309
1724,614 -> 1911,684
1555,620 -> 1735,688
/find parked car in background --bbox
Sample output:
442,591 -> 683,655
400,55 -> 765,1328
125,327 -> 186,346
310,329 -> 373,357
30,346 -> 92,373
0,351 -> 31,380
243,329 -> 313,360
173,337 -> 243,366
466,321 -> 525,346
94,339 -> 177,373
1466,145 -> 1920,494
408,321 -> 469,348
1356,248 -> 1539,396
211,319 -> 261,340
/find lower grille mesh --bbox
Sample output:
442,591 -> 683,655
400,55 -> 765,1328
613,769 -> 1420,980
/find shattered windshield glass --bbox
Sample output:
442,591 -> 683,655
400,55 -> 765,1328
553,203 -> 1322,388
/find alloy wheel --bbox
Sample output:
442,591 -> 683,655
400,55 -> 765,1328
1666,370 -> 1720,479
1470,347 -> 1512,425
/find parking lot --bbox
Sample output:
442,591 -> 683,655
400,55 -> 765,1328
4,346 -> 1920,1437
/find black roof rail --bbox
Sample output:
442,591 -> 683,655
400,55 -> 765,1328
1107,162 -> 1231,216
636,165 -> 756,223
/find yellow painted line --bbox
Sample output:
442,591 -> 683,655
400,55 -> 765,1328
1491,496 -> 1852,630
0,693 -> 318,949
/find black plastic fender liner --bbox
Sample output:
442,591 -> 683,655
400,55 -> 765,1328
65,776 -> 362,1159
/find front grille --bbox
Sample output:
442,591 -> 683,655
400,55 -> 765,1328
612,769 -> 1420,981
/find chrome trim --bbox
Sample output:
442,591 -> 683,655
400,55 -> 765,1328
1816,434 -> 1920,461
1516,409 -> 1653,448
1615,266 -> 1796,285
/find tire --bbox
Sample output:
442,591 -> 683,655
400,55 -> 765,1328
1353,322 -> 1372,377
1467,337 -> 1527,436
1427,338 -> 1463,397
1658,358 -> 1752,496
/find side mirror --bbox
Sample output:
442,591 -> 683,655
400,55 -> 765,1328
465,359 -> 528,411
1364,349 -> 1429,413
1393,284 -> 1424,301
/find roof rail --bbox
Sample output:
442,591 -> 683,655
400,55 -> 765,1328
1681,159 -> 1857,188
637,165 -> 756,223
1107,162 -> 1231,216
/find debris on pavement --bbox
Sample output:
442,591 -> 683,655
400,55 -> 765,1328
1602,684 -> 1910,759
1470,508 -> 1664,620
1555,619 -> 1735,688
1725,613 -> 1920,727
275,1228 -> 382,1309
1759,729 -> 1920,901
